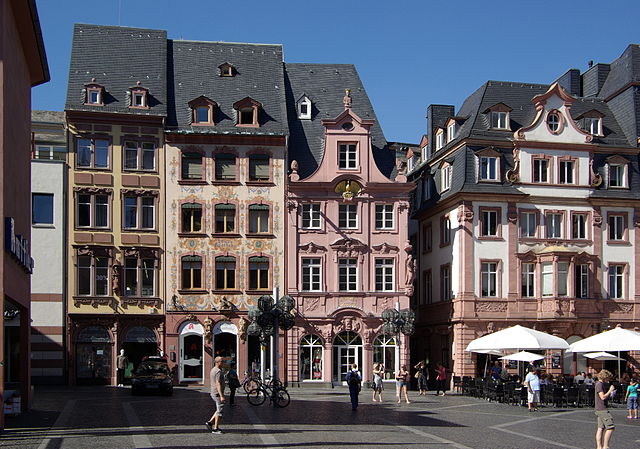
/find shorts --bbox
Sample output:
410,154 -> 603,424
396,380 -> 407,388
595,410 -> 615,430
210,394 -> 224,417
628,397 -> 638,410
527,390 -> 540,404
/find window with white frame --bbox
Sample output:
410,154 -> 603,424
447,123 -> 456,142
421,145 -> 430,161
480,156 -> 498,181
480,210 -> 499,237
407,157 -> 415,172
575,264 -> 589,299
298,96 -> 312,120
608,214 -> 625,241
481,262 -> 498,297
559,160 -> 574,184
441,165 -> 452,191
123,195 -> 155,230
609,164 -> 626,188
338,258 -> 357,291
338,144 -> 357,170
338,204 -> 357,229
442,216 -> 451,244
302,258 -> 322,292
77,254 -> 110,296
542,262 -> 553,296
375,258 -> 394,291
76,193 -> 109,228
490,111 -> 508,129
35,145 -> 66,161
609,264 -> 624,299
546,213 -> 562,239
441,265 -> 451,301
436,130 -> 445,150
520,211 -> 537,238
533,159 -> 549,183
572,213 -> 587,239
547,111 -> 561,132
521,263 -> 535,297
558,262 -> 568,296
301,204 -> 321,229
375,204 -> 394,229
124,141 -> 156,171
584,117 -> 601,135
123,256 -> 156,297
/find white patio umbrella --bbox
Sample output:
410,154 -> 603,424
583,352 -> 624,361
466,325 -> 569,352
567,326 -> 640,378
499,351 -> 545,363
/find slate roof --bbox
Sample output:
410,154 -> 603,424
32,110 -> 64,124
66,24 -> 167,116
284,63 -> 396,180
599,44 -> 640,99
166,40 -> 287,136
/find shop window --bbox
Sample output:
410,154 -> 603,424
300,335 -> 323,380
373,334 -> 397,380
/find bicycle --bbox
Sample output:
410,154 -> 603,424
247,382 -> 290,408
242,371 -> 262,393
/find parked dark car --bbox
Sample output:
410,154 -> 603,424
131,357 -> 173,396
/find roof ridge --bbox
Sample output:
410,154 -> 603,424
74,23 -> 165,33
170,39 -> 282,47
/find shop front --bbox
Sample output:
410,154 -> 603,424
75,326 -> 112,385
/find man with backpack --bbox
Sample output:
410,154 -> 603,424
345,363 -> 362,410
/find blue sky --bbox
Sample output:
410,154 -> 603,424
33,0 -> 640,143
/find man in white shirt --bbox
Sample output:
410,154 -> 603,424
524,366 -> 541,412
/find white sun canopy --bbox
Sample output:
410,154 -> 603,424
466,325 -> 569,352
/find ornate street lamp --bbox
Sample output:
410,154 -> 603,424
247,294 -> 296,383
381,307 -> 416,337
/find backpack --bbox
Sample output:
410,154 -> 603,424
347,371 -> 361,388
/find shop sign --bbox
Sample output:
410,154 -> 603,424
5,217 -> 34,274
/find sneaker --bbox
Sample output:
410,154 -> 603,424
205,421 -> 213,431
211,429 -> 223,434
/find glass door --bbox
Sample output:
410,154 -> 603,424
338,346 -> 358,383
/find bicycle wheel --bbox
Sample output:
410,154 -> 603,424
274,388 -> 290,408
247,388 -> 267,406
244,378 -> 260,393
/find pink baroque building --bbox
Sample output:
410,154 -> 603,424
284,64 -> 414,386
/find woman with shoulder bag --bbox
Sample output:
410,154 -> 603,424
372,363 -> 384,402
414,361 -> 429,395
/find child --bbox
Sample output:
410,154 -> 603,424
625,378 -> 638,419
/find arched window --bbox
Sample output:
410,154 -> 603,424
181,203 -> 202,233
373,334 -> 397,379
181,255 -> 202,290
300,334 -> 323,381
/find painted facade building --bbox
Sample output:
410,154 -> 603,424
284,66 -> 413,385
30,111 -> 67,384
163,41 -> 287,385
64,25 -> 166,385
0,0 -> 49,426
410,45 -> 640,380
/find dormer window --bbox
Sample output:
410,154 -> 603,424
129,82 -> 149,109
606,155 -> 629,189
476,147 -> 501,182
84,79 -> 104,106
585,117 -> 601,135
188,96 -> 217,125
218,62 -> 235,77
491,111 -> 508,129
484,103 -> 512,130
233,97 -> 261,127
435,129 -> 444,150
447,122 -> 456,142
441,163 -> 452,191
297,95 -> 312,120
421,145 -> 430,161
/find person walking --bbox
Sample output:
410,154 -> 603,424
524,366 -> 540,412
372,363 -> 384,402
414,361 -> 428,395
206,356 -> 226,434
345,363 -> 362,410
594,369 -> 616,449
395,365 -> 411,403
625,377 -> 638,419
435,363 -> 447,396
227,361 -> 240,406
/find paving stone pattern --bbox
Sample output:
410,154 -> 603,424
2,386 -> 639,449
